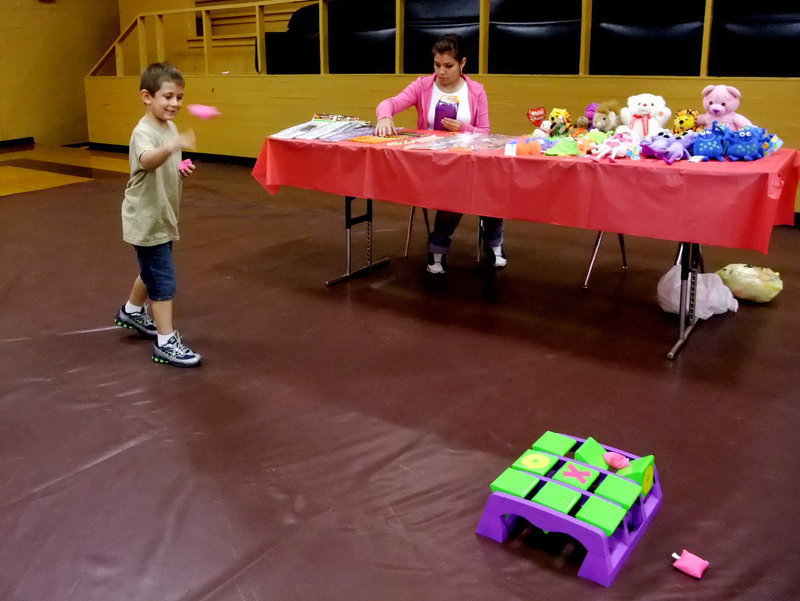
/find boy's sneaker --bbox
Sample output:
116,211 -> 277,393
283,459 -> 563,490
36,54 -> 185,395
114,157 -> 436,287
115,305 -> 157,338
485,245 -> 507,269
427,252 -> 447,274
152,331 -> 202,367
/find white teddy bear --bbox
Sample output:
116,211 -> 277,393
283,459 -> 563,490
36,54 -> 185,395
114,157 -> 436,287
620,93 -> 672,142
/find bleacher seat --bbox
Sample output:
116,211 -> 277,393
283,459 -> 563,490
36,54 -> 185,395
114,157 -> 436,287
489,0 -> 581,74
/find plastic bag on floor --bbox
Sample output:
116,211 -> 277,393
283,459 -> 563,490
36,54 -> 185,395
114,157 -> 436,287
657,265 -> 738,319
715,263 -> 783,303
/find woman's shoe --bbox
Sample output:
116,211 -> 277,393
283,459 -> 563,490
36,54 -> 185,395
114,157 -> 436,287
491,245 -> 507,268
426,252 -> 447,274
484,245 -> 507,268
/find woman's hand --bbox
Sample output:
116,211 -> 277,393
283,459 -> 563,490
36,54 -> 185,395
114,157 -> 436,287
375,117 -> 396,137
440,118 -> 462,132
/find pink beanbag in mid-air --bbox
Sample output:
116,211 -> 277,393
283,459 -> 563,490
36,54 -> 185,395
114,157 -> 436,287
187,104 -> 221,120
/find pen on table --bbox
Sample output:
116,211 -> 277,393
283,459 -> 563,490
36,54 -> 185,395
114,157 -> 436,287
386,135 -> 439,146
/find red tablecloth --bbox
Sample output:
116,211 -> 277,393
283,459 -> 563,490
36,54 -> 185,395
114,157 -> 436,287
252,135 -> 800,253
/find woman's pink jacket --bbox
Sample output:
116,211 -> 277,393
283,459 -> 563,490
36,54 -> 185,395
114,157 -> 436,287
376,73 -> 490,133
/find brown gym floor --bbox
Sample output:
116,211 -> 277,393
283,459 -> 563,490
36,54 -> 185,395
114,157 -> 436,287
1,147 -> 799,600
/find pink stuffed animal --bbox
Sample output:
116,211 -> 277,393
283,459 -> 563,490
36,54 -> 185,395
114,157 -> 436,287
592,129 -> 636,162
696,85 -> 752,131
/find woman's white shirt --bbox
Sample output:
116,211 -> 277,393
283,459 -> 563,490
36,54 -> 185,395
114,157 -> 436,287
426,79 -> 471,129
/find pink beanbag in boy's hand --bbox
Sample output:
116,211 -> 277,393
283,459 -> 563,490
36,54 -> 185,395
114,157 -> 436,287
672,550 -> 709,579
187,104 -> 221,120
178,158 -> 194,175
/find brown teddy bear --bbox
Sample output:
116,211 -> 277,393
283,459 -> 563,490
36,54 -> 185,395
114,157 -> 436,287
592,101 -> 621,133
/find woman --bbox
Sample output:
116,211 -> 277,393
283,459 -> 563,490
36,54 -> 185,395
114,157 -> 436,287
375,34 -> 506,275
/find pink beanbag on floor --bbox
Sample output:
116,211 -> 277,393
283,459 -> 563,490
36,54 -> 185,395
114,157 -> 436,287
672,550 -> 709,579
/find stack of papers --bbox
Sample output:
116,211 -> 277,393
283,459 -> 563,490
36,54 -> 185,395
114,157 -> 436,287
271,115 -> 374,141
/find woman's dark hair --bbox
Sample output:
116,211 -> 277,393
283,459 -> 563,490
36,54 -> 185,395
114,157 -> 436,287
432,34 -> 464,62
139,62 -> 185,95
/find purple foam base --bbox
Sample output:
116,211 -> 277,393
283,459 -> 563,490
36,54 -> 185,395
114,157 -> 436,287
475,435 -> 663,587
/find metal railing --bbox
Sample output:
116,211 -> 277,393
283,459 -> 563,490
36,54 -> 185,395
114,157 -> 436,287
88,0 -> 315,76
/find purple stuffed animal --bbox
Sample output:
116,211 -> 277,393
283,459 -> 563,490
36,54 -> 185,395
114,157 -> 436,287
640,131 -> 672,159
641,131 -> 697,164
663,131 -> 698,164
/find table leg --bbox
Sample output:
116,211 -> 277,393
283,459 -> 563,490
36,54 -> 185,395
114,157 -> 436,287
667,242 -> 701,359
325,196 -> 390,287
582,231 -> 605,289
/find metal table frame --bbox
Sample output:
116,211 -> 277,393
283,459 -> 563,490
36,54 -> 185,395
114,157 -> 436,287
324,196 -> 390,287
325,194 -> 704,359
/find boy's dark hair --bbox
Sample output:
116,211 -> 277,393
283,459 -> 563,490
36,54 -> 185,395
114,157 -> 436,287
432,34 -> 463,61
139,62 -> 185,95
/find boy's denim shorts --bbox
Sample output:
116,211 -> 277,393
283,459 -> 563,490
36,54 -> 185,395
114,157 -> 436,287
135,242 -> 176,301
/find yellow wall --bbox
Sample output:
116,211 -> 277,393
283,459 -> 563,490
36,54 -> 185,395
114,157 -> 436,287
86,73 -> 800,160
119,0 -> 192,31
0,0 -> 118,145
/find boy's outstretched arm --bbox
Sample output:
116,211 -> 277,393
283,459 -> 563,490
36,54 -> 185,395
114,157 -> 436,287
140,129 -> 196,171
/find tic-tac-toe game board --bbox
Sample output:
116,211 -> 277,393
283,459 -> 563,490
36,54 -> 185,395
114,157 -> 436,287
476,431 -> 662,586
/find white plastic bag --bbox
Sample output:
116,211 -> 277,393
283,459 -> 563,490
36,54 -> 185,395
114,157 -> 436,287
715,263 -> 783,303
657,265 -> 738,320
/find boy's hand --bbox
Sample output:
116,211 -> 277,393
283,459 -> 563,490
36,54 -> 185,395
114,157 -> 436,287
178,158 -> 195,178
176,129 -> 196,150
141,129 -> 197,171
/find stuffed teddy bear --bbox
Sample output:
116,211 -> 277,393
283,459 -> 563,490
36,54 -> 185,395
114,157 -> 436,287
696,85 -> 753,131
531,119 -> 553,139
571,116 -> 590,137
548,108 -> 572,136
620,93 -> 671,141
672,109 -> 700,134
592,101 -> 621,133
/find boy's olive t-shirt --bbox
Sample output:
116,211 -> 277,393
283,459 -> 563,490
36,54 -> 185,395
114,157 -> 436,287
122,117 -> 183,246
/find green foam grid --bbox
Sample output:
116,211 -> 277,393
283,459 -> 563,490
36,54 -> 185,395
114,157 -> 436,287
553,461 -> 599,491
594,474 -> 642,509
574,436 -> 609,470
575,495 -> 627,536
532,481 -> 582,514
511,449 -> 559,476
531,431 -> 576,456
490,468 -> 540,498
492,433 -> 655,538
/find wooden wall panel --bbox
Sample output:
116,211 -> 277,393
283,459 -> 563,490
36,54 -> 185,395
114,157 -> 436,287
86,74 -> 800,159
0,0 -> 118,145
86,72 -> 800,210
118,0 -> 193,33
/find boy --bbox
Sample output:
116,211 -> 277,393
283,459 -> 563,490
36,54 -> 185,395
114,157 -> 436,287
114,62 -> 201,367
